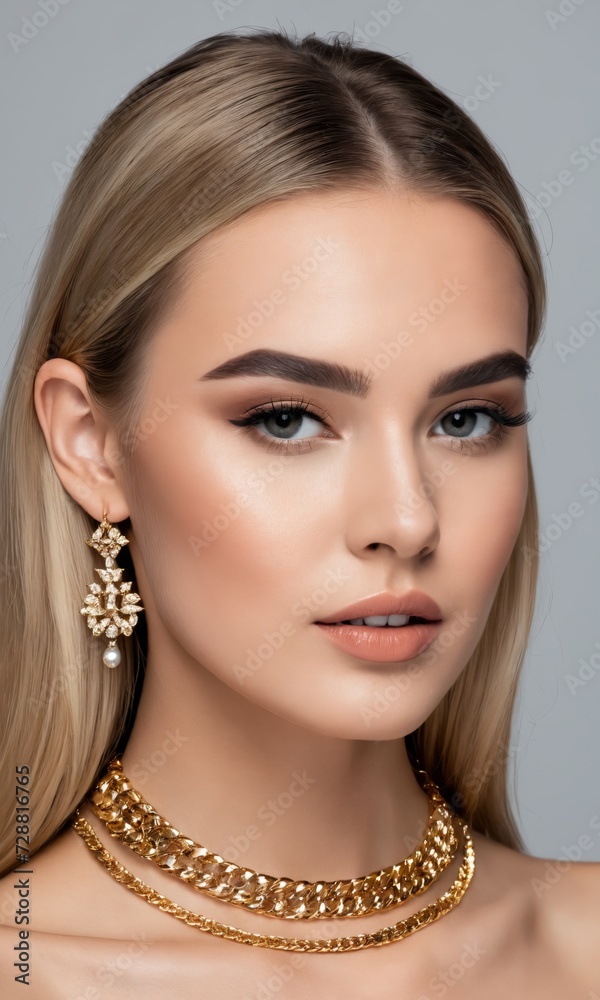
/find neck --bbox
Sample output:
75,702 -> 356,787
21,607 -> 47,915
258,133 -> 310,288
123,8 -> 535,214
120,650 -> 430,880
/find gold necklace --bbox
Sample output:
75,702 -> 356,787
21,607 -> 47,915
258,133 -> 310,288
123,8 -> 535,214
72,812 -> 475,952
88,757 -> 460,920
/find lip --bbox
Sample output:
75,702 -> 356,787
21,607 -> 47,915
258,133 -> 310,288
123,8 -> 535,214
314,590 -> 443,625
315,620 -> 443,663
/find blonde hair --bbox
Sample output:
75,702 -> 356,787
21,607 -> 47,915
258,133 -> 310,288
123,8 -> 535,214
0,27 -> 545,875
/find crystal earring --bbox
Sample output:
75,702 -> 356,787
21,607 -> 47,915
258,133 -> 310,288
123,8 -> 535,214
80,510 -> 144,668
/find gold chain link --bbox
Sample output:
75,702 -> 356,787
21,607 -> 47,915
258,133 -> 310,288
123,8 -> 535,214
89,757 -> 460,920
71,812 -> 475,953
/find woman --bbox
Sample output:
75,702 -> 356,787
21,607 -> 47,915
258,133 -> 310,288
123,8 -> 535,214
0,27 -> 597,998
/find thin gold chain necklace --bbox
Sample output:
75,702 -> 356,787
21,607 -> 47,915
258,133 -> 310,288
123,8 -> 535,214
87,757 -> 461,920
72,812 -> 475,952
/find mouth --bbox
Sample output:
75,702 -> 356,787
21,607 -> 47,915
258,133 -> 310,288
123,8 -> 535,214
313,615 -> 443,663
313,591 -> 443,662
319,615 -> 434,627
314,589 -> 443,627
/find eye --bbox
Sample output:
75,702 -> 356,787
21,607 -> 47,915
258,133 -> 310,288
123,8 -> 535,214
431,403 -> 532,453
229,399 -> 333,452
434,407 -> 495,438
230,398 -> 532,456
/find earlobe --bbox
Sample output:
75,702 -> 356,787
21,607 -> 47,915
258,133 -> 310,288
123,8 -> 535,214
33,357 -> 130,522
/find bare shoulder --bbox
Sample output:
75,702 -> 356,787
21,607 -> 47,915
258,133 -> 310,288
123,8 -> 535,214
464,831 -> 599,981
473,832 -> 600,982
0,811 -> 165,939
0,817 -> 101,934
1,819 -> 598,998
530,851 -> 600,980
0,820 -> 219,999
0,832 -> 79,1000
0,923 -> 66,1000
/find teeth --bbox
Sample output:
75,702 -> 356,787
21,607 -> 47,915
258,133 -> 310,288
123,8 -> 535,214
347,614 -> 411,626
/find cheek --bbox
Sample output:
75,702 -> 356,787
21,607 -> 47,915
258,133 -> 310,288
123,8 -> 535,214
443,442 -> 528,611
127,426 -> 330,660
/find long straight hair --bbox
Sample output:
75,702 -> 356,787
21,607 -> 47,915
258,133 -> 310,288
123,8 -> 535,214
0,28 -> 545,875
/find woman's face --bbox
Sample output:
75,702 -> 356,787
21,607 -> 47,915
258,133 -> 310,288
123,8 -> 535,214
119,188 -> 530,739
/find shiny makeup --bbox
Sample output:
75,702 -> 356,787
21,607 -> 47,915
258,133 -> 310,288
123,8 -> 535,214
97,188 -> 532,739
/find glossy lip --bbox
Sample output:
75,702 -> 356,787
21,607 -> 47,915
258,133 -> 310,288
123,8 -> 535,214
314,589 -> 443,625
315,619 -> 443,663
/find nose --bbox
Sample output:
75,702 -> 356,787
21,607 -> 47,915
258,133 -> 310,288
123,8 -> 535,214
343,427 -> 441,562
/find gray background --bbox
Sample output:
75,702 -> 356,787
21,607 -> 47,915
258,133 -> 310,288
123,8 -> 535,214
1,0 -> 598,859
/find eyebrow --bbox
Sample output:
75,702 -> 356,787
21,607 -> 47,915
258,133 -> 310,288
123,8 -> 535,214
198,347 -> 531,398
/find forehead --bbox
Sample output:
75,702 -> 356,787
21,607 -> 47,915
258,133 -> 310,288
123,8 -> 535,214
151,188 -> 529,382
179,186 -> 525,298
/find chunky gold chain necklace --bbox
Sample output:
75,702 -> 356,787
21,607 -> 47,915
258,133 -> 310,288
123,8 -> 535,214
87,757 -> 461,920
72,812 -> 475,952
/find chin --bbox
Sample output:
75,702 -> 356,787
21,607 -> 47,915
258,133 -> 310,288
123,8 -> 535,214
257,688 -> 439,743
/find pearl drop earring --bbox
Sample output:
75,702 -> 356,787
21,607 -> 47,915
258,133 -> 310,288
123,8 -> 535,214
80,510 -> 144,668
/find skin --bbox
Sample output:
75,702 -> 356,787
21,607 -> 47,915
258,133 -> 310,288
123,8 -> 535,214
0,189 -> 598,998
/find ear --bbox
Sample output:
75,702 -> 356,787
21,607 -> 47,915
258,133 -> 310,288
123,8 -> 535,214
33,358 -> 130,522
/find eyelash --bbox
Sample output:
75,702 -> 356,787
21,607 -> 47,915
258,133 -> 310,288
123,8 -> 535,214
229,396 -> 533,455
